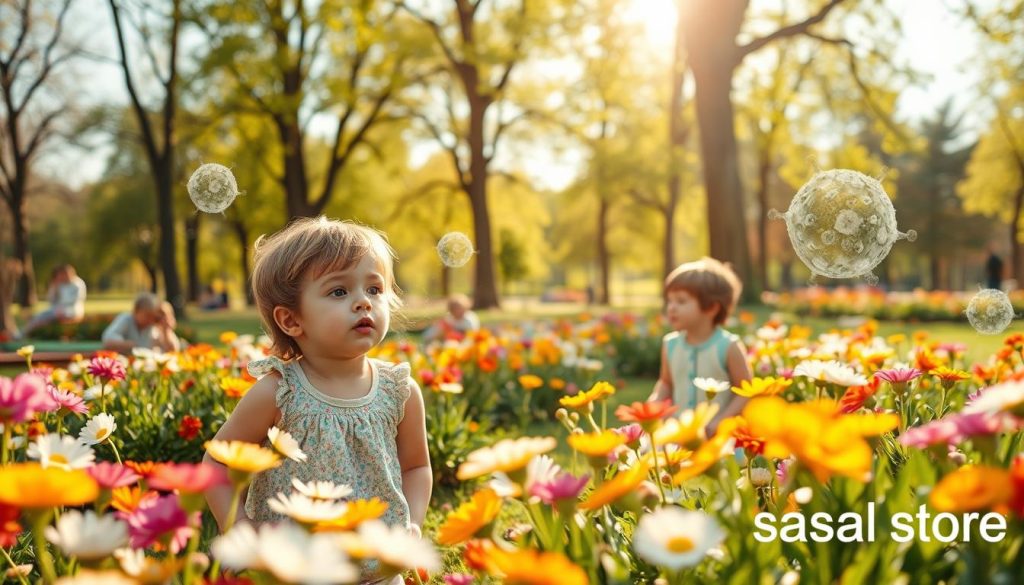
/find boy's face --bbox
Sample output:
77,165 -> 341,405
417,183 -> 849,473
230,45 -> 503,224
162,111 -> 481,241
134,308 -> 161,328
449,302 -> 466,319
664,289 -> 717,331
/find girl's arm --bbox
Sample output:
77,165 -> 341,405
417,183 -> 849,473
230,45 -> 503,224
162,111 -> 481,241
710,340 -> 753,431
203,373 -> 281,531
648,341 -> 673,402
397,378 -> 431,536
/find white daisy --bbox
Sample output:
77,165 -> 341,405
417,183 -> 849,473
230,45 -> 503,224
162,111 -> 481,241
794,360 -> 847,382
964,379 -> 1024,414
438,383 -> 464,394
79,413 -> 117,445
54,570 -> 139,585
693,378 -> 731,397
357,520 -> 441,573
0,425 -> 25,449
633,507 -> 724,570
209,523 -> 264,571
83,384 -> 112,401
257,523 -> 359,584
267,426 -> 307,462
755,325 -> 788,341
490,453 -> 562,497
291,478 -> 353,501
267,492 -> 347,524
28,433 -> 95,470
820,363 -> 868,387
458,437 -> 557,480
44,510 -> 128,560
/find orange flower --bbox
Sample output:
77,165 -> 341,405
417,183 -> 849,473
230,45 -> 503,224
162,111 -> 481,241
485,547 -> 589,585
437,488 -> 502,545
125,460 -> 157,478
0,464 -> 98,508
111,486 -> 158,514
314,498 -> 388,532
560,381 -> 615,410
931,366 -> 970,388
615,400 -> 676,425
839,379 -> 880,413
673,418 -> 741,482
463,539 -> 497,572
730,417 -> 765,456
549,378 -> 566,390
219,331 -> 238,344
914,350 -> 942,373
518,375 -> 544,391
477,355 -> 499,373
220,377 -> 253,398
579,460 -> 649,511
930,466 -> 1012,513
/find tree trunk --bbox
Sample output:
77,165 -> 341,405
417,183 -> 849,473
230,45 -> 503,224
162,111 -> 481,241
684,1 -> 755,300
280,117 -> 312,218
597,194 -> 611,305
0,258 -> 22,337
466,92 -> 500,309
663,195 -> 678,279
153,165 -> 184,316
756,155 -> 771,292
1012,185 -> 1024,282
664,1 -> 687,278
185,214 -> 201,302
9,195 -> 36,308
231,220 -> 255,306
141,259 -> 159,293
440,265 -> 451,298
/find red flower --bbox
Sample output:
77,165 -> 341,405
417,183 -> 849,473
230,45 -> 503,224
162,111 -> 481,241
840,377 -> 881,414
125,461 -> 158,479
1011,456 -> 1024,518
87,356 -> 126,383
87,462 -> 141,489
177,415 -> 202,441
0,503 -> 21,548
615,399 -> 677,424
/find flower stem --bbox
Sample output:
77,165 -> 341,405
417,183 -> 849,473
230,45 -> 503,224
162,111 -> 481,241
0,545 -> 30,585
180,522 -> 203,585
30,512 -> 57,585
108,440 -> 123,465
1,425 -> 10,466
648,433 -> 668,504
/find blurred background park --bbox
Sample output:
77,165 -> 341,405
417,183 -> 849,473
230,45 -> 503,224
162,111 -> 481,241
1,0 -> 1023,349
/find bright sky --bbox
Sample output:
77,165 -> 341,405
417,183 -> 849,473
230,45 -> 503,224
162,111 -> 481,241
48,0 -> 983,192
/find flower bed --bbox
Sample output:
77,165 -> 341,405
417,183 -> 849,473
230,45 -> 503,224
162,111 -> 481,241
764,287 -> 1024,322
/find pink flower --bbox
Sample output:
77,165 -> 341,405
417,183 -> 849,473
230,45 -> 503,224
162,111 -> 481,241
148,462 -> 227,493
874,368 -> 923,384
529,472 -> 590,505
898,419 -> 960,449
121,493 -> 197,553
897,411 -> 1020,448
87,462 -> 141,489
611,423 -> 644,446
444,576 -> 475,585
48,386 -> 88,415
0,373 -> 57,423
87,356 -> 126,383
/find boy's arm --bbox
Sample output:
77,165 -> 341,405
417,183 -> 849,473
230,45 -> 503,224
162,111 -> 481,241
101,313 -> 136,354
203,374 -> 281,531
648,341 -> 673,402
718,340 -> 753,420
397,378 -> 431,536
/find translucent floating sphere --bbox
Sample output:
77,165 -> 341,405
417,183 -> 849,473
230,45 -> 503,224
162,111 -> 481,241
966,289 -> 1015,335
436,232 -> 475,268
769,169 -> 916,283
187,163 -> 239,214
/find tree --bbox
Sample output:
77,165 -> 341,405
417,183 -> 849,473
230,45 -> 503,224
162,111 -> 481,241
107,0 -> 186,315
1,0 -> 77,308
195,0 -> 411,220
399,0 -> 571,309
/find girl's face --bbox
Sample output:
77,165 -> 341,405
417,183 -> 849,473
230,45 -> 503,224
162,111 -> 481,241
664,288 -> 716,331
291,254 -> 391,359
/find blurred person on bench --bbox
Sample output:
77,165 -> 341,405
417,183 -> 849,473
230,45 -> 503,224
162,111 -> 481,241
101,292 -> 181,353
18,264 -> 87,339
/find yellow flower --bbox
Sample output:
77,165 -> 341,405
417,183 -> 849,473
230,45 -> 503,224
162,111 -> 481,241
931,366 -> 971,389
549,378 -> 566,390
457,437 -> 557,481
930,466 -> 1012,513
730,377 -> 792,398
579,459 -> 649,511
485,547 -> 589,585
559,381 -> 615,410
204,440 -> 281,473
219,377 -> 253,398
672,418 -> 740,483
653,403 -> 719,448
437,488 -> 502,545
518,375 -> 544,391
314,498 -> 389,532
567,431 -> 625,457
16,345 -> 34,358
219,331 -> 238,344
886,333 -> 907,345
0,464 -> 99,508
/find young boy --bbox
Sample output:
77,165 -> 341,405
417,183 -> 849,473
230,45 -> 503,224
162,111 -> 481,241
101,292 -> 181,353
648,257 -> 752,434
424,293 -> 480,342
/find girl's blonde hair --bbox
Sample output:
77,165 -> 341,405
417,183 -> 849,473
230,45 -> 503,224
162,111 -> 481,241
251,216 -> 401,360
664,257 -> 742,326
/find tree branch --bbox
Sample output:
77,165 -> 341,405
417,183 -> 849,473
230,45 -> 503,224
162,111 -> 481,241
736,0 -> 848,60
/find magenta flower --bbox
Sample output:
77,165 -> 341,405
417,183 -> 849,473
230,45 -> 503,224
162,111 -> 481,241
611,423 -> 644,446
529,472 -> 590,505
874,368 -> 923,384
87,356 -> 126,383
48,386 -> 89,416
898,419 -> 959,449
122,493 -> 198,553
444,576 -> 475,585
87,462 -> 141,489
949,411 -> 1022,440
0,373 -> 57,423
148,462 -> 227,493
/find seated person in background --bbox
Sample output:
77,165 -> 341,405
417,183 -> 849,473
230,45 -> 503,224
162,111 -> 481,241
199,284 -> 229,310
101,293 -> 181,353
19,264 -> 87,339
424,293 -> 481,342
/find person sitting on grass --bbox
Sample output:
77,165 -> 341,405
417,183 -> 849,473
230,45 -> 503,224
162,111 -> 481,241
423,293 -> 480,343
18,264 -> 87,339
101,292 -> 181,354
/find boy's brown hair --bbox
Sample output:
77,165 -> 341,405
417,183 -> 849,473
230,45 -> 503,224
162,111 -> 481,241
664,257 -> 742,326
250,216 -> 401,360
